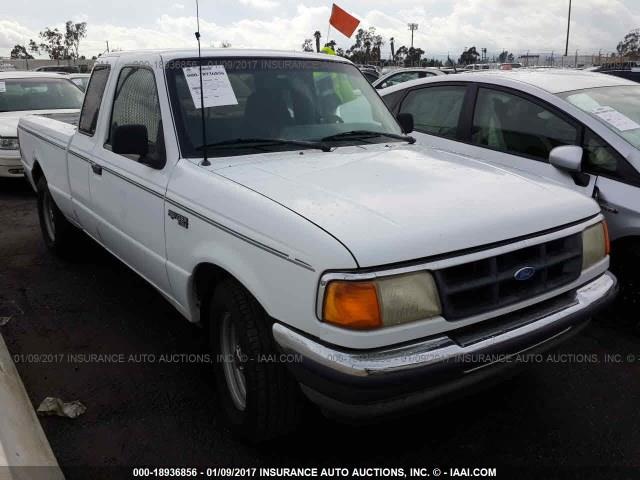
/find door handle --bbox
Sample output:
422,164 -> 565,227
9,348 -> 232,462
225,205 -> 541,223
91,163 -> 102,175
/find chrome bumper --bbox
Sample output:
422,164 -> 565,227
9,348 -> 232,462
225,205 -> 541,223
0,153 -> 24,177
273,272 -> 617,418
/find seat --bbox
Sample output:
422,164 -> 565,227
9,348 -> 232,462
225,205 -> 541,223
242,88 -> 292,138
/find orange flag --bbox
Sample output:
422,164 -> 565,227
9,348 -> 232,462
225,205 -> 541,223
329,3 -> 360,38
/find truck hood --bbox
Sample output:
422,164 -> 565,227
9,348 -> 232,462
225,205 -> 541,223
0,109 -> 79,137
212,145 -> 599,268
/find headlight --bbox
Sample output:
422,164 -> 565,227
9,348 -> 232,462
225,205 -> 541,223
322,271 -> 441,330
582,221 -> 610,271
0,136 -> 19,150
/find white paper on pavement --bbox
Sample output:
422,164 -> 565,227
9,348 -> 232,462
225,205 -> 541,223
182,65 -> 238,109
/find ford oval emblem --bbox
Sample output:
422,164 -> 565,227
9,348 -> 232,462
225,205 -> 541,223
514,266 -> 536,281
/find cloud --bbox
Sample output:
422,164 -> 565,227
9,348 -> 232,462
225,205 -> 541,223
0,0 -> 638,59
0,20 -> 37,51
238,0 -> 280,9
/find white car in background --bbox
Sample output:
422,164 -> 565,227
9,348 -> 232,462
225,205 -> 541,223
372,67 -> 445,89
0,71 -> 83,178
380,69 -> 640,300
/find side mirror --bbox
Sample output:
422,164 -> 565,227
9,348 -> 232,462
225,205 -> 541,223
397,113 -> 414,134
549,145 -> 583,172
112,124 -> 149,158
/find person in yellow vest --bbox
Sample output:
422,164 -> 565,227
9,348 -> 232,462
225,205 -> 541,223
321,45 -> 336,55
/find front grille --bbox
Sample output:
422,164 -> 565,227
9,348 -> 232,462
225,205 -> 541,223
434,233 -> 582,320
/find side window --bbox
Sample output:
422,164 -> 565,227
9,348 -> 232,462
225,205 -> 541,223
78,66 -> 110,135
399,85 -> 466,139
472,88 -> 578,161
583,129 -> 640,185
107,67 -> 165,165
381,72 -> 420,89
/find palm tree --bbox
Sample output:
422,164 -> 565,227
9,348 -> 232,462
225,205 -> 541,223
313,31 -> 321,53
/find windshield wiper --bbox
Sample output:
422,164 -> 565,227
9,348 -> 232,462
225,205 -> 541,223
321,130 -> 416,144
196,138 -> 331,152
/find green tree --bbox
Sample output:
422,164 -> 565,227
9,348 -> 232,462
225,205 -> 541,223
458,46 -> 480,65
346,27 -> 383,64
313,31 -> 321,53
404,47 -> 424,67
301,39 -> 313,52
10,44 -> 34,59
28,39 -> 40,56
38,27 -> 65,59
617,29 -> 640,57
64,21 -> 87,59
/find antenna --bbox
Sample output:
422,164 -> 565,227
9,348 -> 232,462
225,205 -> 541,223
195,0 -> 210,166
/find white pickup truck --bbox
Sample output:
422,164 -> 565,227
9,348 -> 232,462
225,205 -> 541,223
18,49 -> 616,440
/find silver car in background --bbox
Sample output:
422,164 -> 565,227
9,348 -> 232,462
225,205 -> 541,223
380,70 -> 640,303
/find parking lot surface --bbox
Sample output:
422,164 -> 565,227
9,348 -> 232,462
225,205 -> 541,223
1,178 -> 640,478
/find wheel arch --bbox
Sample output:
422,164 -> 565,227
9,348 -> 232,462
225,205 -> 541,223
191,262 -> 267,330
29,160 -> 44,191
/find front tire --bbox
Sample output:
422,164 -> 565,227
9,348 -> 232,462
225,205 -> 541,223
609,242 -> 640,319
36,176 -> 78,255
209,278 -> 303,441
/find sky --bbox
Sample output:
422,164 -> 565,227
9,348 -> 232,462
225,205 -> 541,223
0,0 -> 639,60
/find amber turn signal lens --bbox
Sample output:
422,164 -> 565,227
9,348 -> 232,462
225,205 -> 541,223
323,281 -> 382,330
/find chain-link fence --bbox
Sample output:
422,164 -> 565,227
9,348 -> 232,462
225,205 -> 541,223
0,58 -> 95,72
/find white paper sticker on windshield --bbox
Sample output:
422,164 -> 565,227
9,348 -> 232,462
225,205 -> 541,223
592,106 -> 640,132
182,65 -> 238,109
0,81 -> 5,93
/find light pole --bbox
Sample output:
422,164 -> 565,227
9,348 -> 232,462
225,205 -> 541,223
408,23 -> 418,49
564,0 -> 572,57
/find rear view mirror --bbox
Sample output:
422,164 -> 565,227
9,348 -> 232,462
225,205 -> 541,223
549,146 -> 583,172
397,113 -> 414,134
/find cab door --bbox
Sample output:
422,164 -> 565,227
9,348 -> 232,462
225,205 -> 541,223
67,64 -> 111,238
88,65 -> 172,296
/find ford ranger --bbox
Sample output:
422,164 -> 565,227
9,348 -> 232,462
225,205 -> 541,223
18,50 -> 616,440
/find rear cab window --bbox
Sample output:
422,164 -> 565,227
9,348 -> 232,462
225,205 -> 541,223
78,66 -> 111,135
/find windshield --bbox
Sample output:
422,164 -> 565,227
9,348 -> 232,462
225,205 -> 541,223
0,77 -> 83,112
165,57 -> 403,157
558,85 -> 640,149
71,76 -> 90,92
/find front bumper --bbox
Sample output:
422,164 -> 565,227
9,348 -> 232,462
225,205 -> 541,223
273,272 -> 617,420
0,152 -> 24,178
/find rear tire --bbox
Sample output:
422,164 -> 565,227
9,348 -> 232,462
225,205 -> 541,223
36,176 -> 79,256
208,278 -> 303,441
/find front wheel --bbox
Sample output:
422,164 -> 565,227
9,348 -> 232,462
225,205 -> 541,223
36,176 -> 79,255
209,278 -> 303,441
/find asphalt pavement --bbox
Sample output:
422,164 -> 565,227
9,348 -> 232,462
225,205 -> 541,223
1,178 -> 640,479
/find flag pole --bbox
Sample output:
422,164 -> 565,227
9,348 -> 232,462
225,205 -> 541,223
327,3 -> 332,47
